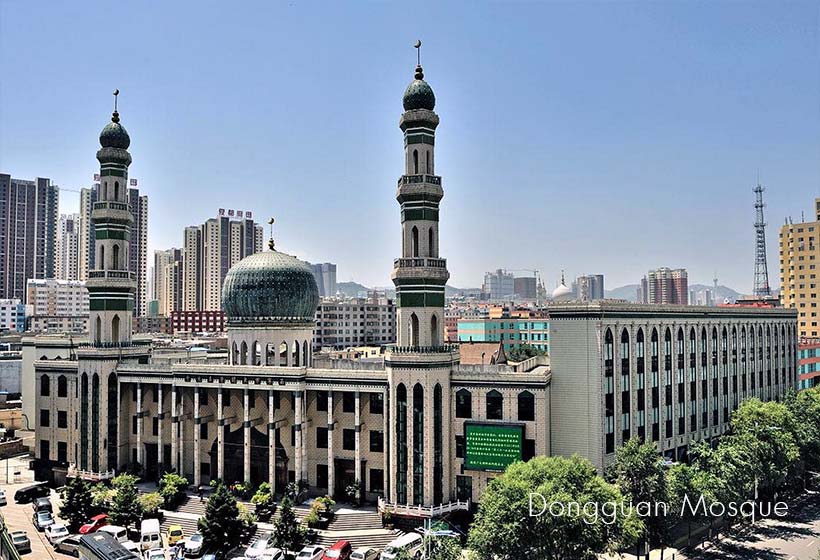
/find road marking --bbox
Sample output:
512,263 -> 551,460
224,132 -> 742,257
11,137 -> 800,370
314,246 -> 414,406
807,539 -> 816,547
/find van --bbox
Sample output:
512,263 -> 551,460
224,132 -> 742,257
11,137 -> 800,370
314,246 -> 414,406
379,533 -> 422,560
140,518 -> 162,551
32,497 -> 52,513
98,525 -> 128,543
14,483 -> 49,504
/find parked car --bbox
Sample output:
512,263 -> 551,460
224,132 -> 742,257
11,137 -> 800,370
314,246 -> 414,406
350,548 -> 379,560
183,532 -> 205,557
144,548 -> 166,560
32,496 -> 52,513
167,524 -> 184,546
79,513 -> 108,534
260,549 -> 284,560
0,488 -> 8,506
55,534 -> 82,556
98,525 -> 128,543
140,518 -> 162,551
323,540 -> 352,560
32,510 -> 54,531
14,483 -> 49,504
10,531 -> 30,553
296,545 -> 325,560
244,532 -> 276,559
380,533 -> 423,560
46,523 -> 70,544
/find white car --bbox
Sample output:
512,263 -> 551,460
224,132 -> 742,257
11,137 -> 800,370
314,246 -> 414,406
243,533 -> 275,559
296,545 -> 325,560
260,549 -> 284,560
144,547 -> 166,560
46,523 -> 69,545
183,532 -> 205,557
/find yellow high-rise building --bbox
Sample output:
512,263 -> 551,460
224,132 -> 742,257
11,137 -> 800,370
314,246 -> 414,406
780,198 -> 820,338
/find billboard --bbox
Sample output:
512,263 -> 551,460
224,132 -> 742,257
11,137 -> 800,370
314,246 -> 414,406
464,422 -> 523,471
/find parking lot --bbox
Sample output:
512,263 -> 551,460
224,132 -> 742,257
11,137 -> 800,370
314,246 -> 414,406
2,481 -> 73,559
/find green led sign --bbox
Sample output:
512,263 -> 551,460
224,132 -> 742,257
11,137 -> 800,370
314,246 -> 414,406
465,423 -> 523,471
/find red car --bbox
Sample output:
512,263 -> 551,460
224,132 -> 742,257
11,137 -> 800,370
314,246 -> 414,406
79,514 -> 108,534
323,540 -> 352,560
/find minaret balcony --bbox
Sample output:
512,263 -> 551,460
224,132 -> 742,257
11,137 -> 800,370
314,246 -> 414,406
91,201 -> 133,224
398,174 -> 441,186
86,269 -> 137,290
394,257 -> 447,269
391,258 -> 449,283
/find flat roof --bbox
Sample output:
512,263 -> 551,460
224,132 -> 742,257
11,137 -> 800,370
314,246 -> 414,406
548,300 -> 797,320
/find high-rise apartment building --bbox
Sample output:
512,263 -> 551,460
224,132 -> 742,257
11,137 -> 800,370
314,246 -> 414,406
0,174 -> 59,302
574,274 -> 605,301
780,198 -> 820,338
56,213 -> 80,281
26,278 -> 89,333
310,262 -> 337,297
153,248 -> 183,316
182,214 -> 264,311
77,186 -> 97,281
639,267 -> 688,305
482,269 -> 515,300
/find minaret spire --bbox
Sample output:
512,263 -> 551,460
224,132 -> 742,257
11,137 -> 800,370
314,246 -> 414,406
268,217 -> 276,250
112,89 -> 120,122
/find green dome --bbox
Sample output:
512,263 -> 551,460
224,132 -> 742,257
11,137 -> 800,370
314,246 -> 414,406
222,249 -> 319,323
99,114 -> 131,150
403,65 -> 436,111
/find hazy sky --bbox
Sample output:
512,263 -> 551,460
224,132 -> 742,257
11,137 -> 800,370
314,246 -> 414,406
1,1 -> 818,293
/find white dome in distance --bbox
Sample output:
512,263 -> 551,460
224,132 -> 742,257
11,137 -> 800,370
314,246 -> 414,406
552,283 -> 572,299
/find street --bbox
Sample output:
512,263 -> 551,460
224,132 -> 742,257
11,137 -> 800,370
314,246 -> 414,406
1,481 -> 73,559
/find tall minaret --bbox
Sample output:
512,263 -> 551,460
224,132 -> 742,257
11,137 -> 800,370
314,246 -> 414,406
87,90 -> 135,345
391,42 -> 449,348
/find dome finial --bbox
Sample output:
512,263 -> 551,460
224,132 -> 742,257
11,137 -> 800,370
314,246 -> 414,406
414,40 -> 424,80
112,89 -> 120,123
268,217 -> 275,250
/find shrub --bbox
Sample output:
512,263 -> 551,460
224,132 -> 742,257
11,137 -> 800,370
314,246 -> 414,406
159,472 -> 189,509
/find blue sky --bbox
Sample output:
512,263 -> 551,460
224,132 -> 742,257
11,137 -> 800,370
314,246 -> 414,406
1,1 -> 818,293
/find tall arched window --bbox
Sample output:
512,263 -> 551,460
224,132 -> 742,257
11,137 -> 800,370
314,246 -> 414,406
40,375 -> 50,397
232,342 -> 239,365
112,315 -> 120,342
410,313 -> 420,347
428,227 -> 434,257
80,373 -> 89,470
57,375 -> 67,398
518,390 -> 535,421
455,388 -> 472,418
95,316 -> 102,346
91,373 -> 100,471
107,372 -> 118,469
252,341 -> 261,366
431,315 -> 439,347
412,383 -> 424,505
413,149 -> 419,174
433,383 -> 443,504
99,245 -> 105,270
240,341 -> 248,365
426,150 -> 431,174
113,244 -> 120,269
486,389 -> 503,420
292,341 -> 300,367
411,226 -> 419,257
396,383 -> 408,504
114,181 -> 119,200
303,340 -> 309,367
279,341 -> 288,365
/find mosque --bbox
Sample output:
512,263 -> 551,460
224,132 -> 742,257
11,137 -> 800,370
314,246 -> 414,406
29,50 -> 798,515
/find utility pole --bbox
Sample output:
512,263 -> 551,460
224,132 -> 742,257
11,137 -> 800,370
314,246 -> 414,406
753,184 -> 771,297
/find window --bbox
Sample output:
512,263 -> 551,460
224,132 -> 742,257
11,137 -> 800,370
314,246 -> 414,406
455,435 -> 465,458
316,391 -> 328,412
370,469 -> 384,494
132,417 -> 137,435
40,375 -> 50,397
317,427 -> 328,449
456,389 -> 472,418
370,393 -> 384,415
518,391 -> 535,421
486,390 -> 503,420
39,409 -> 50,427
317,464 -> 328,489
343,429 -> 355,450
199,423 -> 208,440
343,392 -> 355,413
523,439 -> 536,461
370,431 -> 384,453
153,418 -> 159,436
57,411 -> 68,429
291,425 -> 296,446
57,441 -> 67,463
456,475 -> 472,501
40,440 -> 49,462
57,376 -> 67,398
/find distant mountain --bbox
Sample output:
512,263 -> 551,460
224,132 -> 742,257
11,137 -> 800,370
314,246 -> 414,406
604,283 -> 743,303
336,281 -> 371,298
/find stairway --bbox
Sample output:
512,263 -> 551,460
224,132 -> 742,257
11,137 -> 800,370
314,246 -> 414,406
326,510 -> 384,532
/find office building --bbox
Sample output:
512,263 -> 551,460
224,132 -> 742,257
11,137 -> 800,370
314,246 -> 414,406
0,174 -> 59,302
780,198 -> 820,338
314,295 -> 396,348
574,274 -> 605,302
309,263 -> 337,297
513,276 -> 537,300
639,267 -> 689,305
77,187 -> 97,281
0,299 -> 25,333
26,279 -> 89,334
457,311 -> 549,354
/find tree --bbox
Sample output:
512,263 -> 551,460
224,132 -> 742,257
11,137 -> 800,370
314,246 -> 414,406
251,482 -> 274,520
60,478 -> 95,532
468,455 -> 642,560
508,344 -> 546,362
109,474 -> 144,530
785,388 -> 820,480
425,536 -> 462,560
606,438 -> 669,550
273,497 -> 305,554
91,482 -> 115,512
666,463 -> 713,547
159,472 -> 189,509
139,492 -> 164,519
198,483 -> 244,551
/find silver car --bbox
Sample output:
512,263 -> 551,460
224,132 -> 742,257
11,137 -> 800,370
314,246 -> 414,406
32,510 -> 54,531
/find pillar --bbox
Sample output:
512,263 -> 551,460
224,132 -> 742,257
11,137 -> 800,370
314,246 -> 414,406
354,391 -> 362,486
157,385 -> 164,470
193,388 -> 201,487
243,389 -> 251,483
294,390 -> 303,483
327,391 -> 334,495
217,389 -> 224,481
178,389 -> 185,477
382,388 -> 390,501
136,383 -> 143,467
268,391 -> 275,491
171,387 -> 178,473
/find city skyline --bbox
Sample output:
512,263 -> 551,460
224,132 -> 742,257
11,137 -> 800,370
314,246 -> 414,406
1,1 -> 818,293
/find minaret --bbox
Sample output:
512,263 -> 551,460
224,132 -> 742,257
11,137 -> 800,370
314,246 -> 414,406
87,90 -> 135,345
391,43 -> 449,348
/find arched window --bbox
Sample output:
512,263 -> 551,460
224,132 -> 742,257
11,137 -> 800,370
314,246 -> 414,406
604,329 -> 614,360
410,313 -> 420,347
40,375 -> 50,397
411,226 -> 419,257
433,383 -> 443,504
428,227 -> 434,257
431,315 -> 439,347
426,150 -> 431,174
266,343 -> 277,366
303,340 -> 309,367
412,383 -> 424,505
486,390 -> 503,420
57,375 -> 67,398
664,328 -> 672,355
113,244 -> 120,269
279,341 -> 288,365
252,341 -> 261,366
114,181 -> 119,200
621,329 -> 630,359
112,315 -> 120,342
689,328 -> 696,353
99,245 -> 105,270
651,328 -> 659,357
240,341 -> 248,365
95,316 -> 102,346
518,390 -> 535,421
396,383 -> 408,504
232,342 -> 239,365
413,149 -> 419,174
455,388 -> 472,418
292,340 -> 300,367
91,373 -> 100,471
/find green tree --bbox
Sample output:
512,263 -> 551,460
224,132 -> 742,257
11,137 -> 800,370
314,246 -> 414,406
138,492 -> 164,519
108,474 -> 144,530
198,483 -> 244,551
273,497 -> 305,554
468,455 -> 642,560
426,536 -> 462,560
158,472 -> 189,509
91,482 -> 115,512
785,388 -> 820,479
251,482 -> 274,519
606,438 -> 669,549
60,478 -> 95,532
508,344 -> 547,362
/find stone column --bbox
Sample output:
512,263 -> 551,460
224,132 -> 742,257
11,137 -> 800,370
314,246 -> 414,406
193,388 -> 201,487
294,390 -> 303,483
327,391 -> 334,495
243,389 -> 251,483
136,383 -> 143,467
217,389 -> 225,481
382,388 -> 390,501
354,391 -> 362,488
115,380 -> 123,471
171,387 -> 178,473
178,389 -> 185,478
157,385 -> 164,470
268,391 -> 276,491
